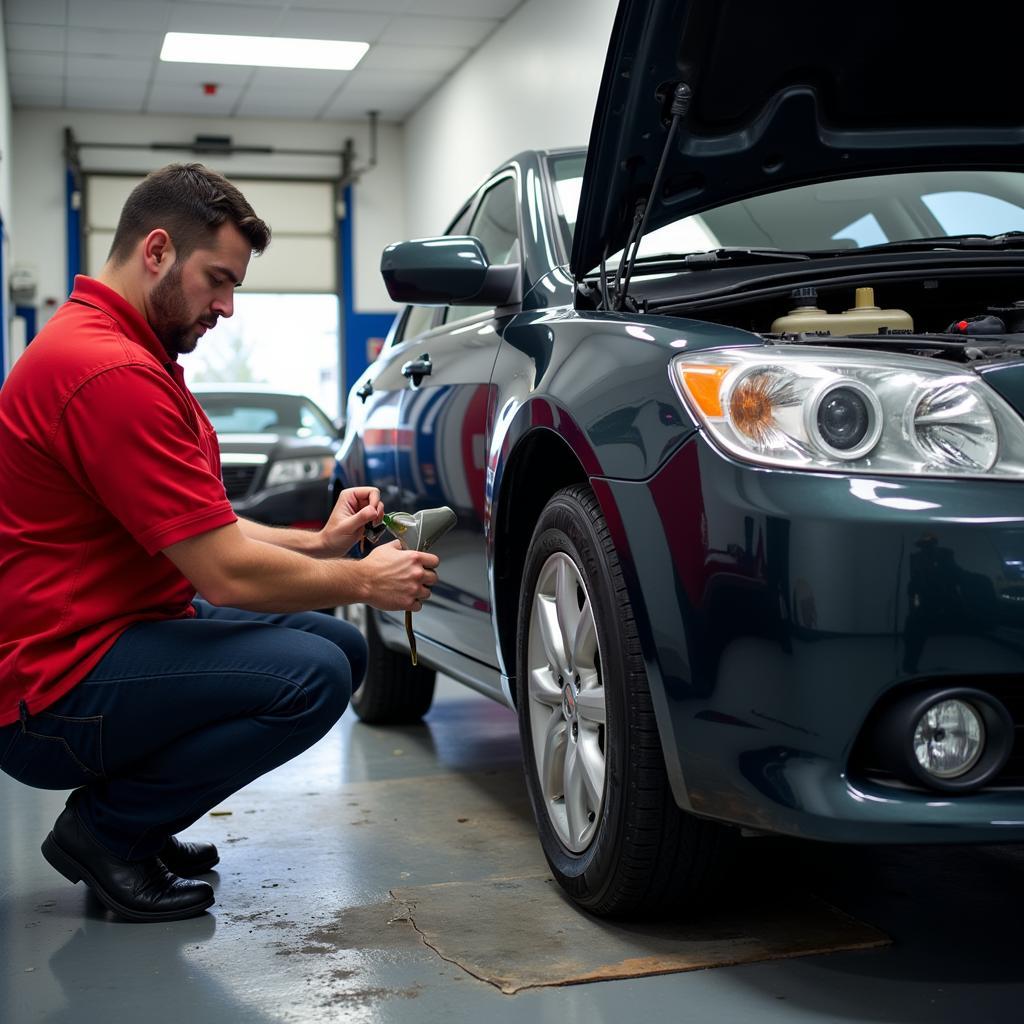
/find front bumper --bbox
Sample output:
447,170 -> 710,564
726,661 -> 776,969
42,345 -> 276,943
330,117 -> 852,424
596,434 -> 1024,843
230,480 -> 331,528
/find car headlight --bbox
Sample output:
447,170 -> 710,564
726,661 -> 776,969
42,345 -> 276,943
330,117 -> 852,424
670,346 -> 1024,477
265,456 -> 334,487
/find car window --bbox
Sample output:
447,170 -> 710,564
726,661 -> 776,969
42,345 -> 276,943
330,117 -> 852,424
921,191 -> 1024,236
547,157 -> 1024,268
445,176 -> 519,323
197,394 -> 326,436
393,304 -> 437,346
298,402 -> 335,438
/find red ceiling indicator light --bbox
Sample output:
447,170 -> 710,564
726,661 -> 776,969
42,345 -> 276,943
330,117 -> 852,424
202,82 -> 218,96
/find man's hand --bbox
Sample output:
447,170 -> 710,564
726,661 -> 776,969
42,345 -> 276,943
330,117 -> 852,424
361,541 -> 439,611
321,486 -> 384,556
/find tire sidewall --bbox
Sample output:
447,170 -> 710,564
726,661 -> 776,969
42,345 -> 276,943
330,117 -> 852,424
515,487 -> 631,907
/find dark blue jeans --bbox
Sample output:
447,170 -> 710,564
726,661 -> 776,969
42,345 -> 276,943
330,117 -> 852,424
0,601 -> 366,860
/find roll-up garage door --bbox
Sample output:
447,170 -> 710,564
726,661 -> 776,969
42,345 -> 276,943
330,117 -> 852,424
84,176 -> 337,293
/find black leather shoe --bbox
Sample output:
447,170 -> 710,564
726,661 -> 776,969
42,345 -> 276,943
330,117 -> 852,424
159,836 -> 220,876
41,806 -> 214,923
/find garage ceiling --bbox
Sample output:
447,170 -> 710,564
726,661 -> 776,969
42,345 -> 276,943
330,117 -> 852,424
4,0 -> 524,122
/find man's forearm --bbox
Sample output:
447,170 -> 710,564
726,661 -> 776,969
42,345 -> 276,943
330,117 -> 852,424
166,523 -> 367,611
236,516 -> 329,556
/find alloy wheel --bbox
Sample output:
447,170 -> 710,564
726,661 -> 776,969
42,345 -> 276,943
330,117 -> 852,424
526,551 -> 607,853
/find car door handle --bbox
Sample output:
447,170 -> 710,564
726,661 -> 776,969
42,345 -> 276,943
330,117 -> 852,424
356,379 -> 374,402
401,354 -> 432,385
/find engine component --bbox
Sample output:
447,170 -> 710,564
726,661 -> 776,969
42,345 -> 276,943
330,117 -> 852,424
771,286 -> 913,336
986,300 -> 1024,331
945,314 -> 1007,335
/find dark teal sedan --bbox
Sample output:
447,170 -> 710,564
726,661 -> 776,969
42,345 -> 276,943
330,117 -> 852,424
336,0 -> 1024,917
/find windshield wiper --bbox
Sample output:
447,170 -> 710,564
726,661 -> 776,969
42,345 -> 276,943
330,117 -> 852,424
663,247 -> 813,269
850,231 -> 1024,255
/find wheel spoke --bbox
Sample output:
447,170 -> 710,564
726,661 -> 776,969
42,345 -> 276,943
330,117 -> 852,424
554,559 -> 579,672
563,742 -> 589,844
577,732 -> 605,807
536,596 -> 567,676
571,596 -> 597,671
529,665 -> 562,708
575,687 -> 606,725
540,713 -> 567,798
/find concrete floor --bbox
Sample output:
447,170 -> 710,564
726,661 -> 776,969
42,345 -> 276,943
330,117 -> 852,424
2,675 -> 1024,1023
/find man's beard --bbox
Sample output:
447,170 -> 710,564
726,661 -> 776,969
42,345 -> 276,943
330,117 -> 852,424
150,264 -> 200,357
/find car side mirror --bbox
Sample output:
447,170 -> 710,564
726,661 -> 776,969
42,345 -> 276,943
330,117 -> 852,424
380,236 -> 521,308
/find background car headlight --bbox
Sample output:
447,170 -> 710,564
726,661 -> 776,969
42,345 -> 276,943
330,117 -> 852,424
265,456 -> 334,487
670,346 -> 1024,477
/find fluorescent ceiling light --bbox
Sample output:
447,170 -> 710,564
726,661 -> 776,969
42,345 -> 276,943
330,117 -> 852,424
161,32 -> 369,71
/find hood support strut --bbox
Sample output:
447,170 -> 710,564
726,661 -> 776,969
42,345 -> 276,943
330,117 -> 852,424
610,82 -> 693,311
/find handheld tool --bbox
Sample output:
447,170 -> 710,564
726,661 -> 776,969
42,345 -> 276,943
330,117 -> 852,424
363,507 -> 456,665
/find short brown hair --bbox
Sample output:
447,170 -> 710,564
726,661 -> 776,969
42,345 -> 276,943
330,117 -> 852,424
107,163 -> 271,265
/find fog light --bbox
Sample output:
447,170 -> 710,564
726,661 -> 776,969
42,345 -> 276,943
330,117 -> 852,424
865,686 -> 1014,793
912,699 -> 984,779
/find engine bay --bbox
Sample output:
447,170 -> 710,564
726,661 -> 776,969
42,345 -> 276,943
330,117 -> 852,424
626,262 -> 1024,365
765,282 -> 1024,365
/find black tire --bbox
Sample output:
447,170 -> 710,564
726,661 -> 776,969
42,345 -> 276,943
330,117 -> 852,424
350,607 -> 436,724
515,484 -> 735,917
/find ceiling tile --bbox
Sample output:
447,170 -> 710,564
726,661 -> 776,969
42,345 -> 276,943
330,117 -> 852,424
360,43 -> 468,73
4,0 -> 68,27
66,28 -> 164,58
341,67 -> 445,92
8,52 -> 65,78
167,3 -> 283,36
67,0 -> 174,33
145,82 -> 244,115
5,24 -> 68,52
152,61 -> 256,86
12,94 -> 65,109
9,74 -> 65,101
244,67 -> 349,96
4,0 -> 520,120
64,78 -> 148,111
320,93 -> 409,121
67,54 -> 154,81
275,9 -> 390,43
234,93 -> 325,118
273,0 -> 412,12
379,15 -> 497,48
407,0 -> 522,16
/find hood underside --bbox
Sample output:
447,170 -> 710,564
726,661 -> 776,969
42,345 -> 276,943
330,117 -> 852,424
572,0 -> 1024,277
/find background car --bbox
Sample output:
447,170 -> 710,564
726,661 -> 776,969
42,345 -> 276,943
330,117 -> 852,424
193,384 -> 341,530
335,1 -> 1024,919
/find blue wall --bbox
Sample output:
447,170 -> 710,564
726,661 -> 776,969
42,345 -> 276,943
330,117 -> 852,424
339,184 -> 398,405
66,167 -> 82,294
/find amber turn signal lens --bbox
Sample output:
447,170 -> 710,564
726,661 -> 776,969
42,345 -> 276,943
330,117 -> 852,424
679,364 -> 729,417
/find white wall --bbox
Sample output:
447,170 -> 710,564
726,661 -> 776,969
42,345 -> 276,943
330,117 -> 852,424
9,108 -> 403,321
0,9 -> 13,376
0,11 -> 10,227
403,0 -> 617,238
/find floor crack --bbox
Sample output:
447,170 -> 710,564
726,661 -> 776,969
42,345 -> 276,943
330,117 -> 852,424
389,892 -> 507,994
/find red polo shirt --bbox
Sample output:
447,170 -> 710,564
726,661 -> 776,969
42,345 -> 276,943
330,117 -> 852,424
0,276 -> 238,726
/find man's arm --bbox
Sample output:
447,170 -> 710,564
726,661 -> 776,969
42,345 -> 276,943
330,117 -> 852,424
236,486 -> 384,558
236,517 -> 327,556
163,522 -> 437,613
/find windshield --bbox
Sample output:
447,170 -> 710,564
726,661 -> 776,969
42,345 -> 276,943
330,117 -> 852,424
548,158 -> 1024,266
196,393 -> 335,438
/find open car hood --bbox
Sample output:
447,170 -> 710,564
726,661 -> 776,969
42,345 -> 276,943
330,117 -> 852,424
571,0 -> 1024,278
